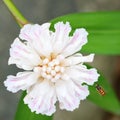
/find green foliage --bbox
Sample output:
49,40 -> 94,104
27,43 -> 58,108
88,76 -> 120,115
86,65 -> 120,115
50,11 -> 120,55
15,11 -> 120,120
15,92 -> 53,120
15,70 -> 120,120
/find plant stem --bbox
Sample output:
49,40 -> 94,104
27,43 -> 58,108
3,0 -> 29,27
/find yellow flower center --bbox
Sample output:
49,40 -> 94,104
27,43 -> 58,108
39,55 -> 65,82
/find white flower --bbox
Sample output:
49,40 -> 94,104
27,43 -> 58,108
4,22 -> 99,116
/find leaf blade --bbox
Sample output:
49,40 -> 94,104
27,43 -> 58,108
14,92 -> 53,120
88,76 -> 120,115
86,65 -> 120,115
50,11 -> 120,55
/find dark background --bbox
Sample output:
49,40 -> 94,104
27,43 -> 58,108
0,0 -> 120,120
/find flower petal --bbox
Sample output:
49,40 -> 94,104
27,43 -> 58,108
62,28 -> 88,57
55,79 -> 89,111
52,22 -> 71,54
65,64 -> 99,85
9,38 -> 41,70
24,80 -> 57,116
19,23 -> 52,57
4,72 -> 39,93
63,53 -> 94,66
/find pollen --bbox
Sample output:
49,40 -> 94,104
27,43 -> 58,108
40,55 -> 65,82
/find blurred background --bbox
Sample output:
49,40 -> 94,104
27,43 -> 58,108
0,0 -> 120,120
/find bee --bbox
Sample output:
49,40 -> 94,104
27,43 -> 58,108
95,84 -> 105,96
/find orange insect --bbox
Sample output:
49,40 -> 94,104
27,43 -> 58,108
95,84 -> 105,96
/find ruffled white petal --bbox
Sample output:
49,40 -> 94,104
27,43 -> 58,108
65,64 -> 99,85
9,38 -> 41,70
4,22 -> 99,115
24,80 -> 57,116
63,53 -> 94,66
4,72 -> 39,93
19,23 -> 52,57
19,23 -> 50,42
55,79 -> 89,111
52,22 -> 71,54
62,28 -> 88,57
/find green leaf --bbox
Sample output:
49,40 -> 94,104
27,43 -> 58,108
50,11 -> 120,55
14,11 -> 120,119
88,76 -> 120,115
86,65 -> 120,115
15,92 -> 53,120
15,70 -> 120,117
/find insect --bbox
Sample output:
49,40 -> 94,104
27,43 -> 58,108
95,84 -> 105,96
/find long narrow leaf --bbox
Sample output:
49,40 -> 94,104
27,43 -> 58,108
15,11 -> 120,119
88,73 -> 120,115
15,92 -> 53,120
50,11 -> 120,55
15,69 -> 120,117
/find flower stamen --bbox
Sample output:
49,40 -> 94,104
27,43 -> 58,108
39,55 -> 65,83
